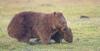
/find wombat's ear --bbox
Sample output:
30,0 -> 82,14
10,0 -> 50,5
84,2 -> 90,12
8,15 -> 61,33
53,12 -> 57,16
53,12 -> 63,17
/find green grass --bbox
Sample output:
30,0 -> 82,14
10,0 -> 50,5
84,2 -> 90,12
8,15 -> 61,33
0,0 -> 100,51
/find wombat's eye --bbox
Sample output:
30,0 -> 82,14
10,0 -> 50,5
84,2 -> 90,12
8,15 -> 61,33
63,28 -> 67,31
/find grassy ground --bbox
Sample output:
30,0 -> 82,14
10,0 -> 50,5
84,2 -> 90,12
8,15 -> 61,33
0,0 -> 100,51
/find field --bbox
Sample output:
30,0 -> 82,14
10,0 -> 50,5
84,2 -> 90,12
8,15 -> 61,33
0,0 -> 100,51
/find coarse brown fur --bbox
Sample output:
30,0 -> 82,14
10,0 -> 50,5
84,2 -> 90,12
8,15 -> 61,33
7,11 -> 73,44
